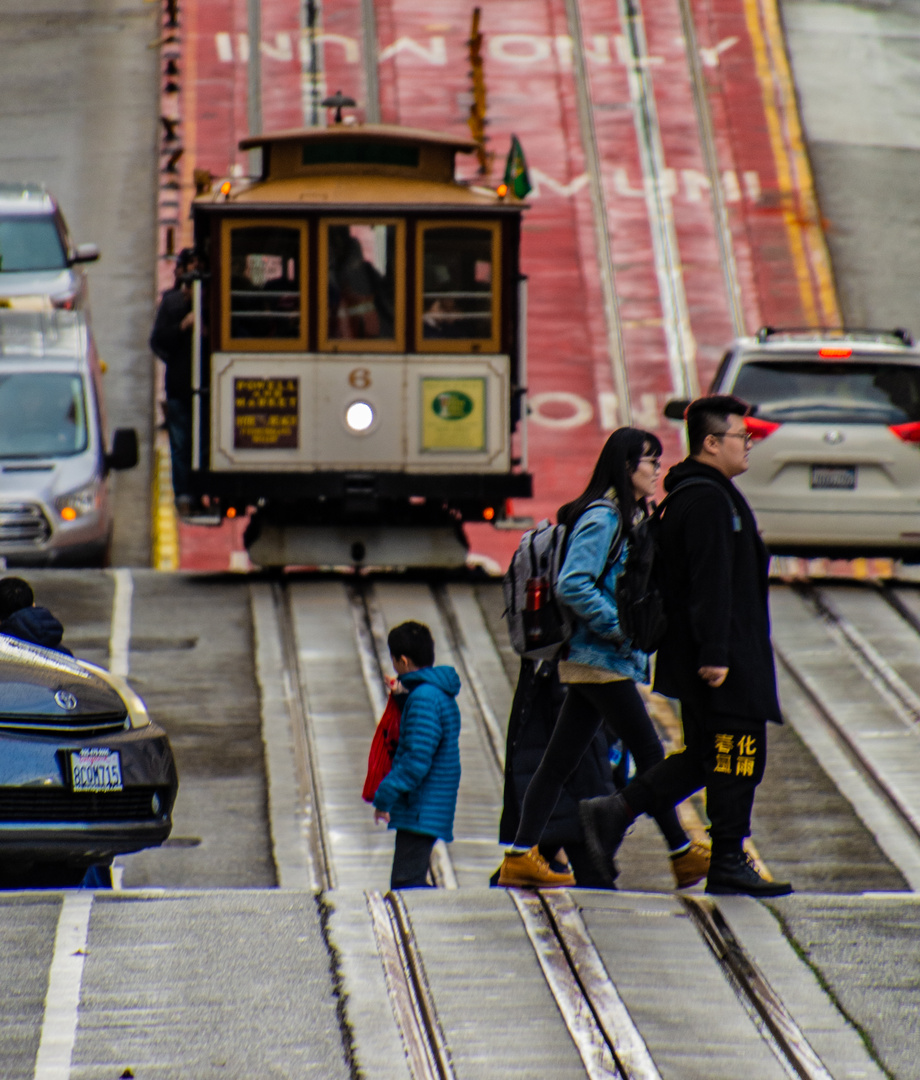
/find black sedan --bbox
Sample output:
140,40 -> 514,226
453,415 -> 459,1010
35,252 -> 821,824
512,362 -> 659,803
0,634 -> 177,884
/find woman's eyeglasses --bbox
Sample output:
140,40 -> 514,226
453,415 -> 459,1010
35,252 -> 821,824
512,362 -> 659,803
639,457 -> 662,470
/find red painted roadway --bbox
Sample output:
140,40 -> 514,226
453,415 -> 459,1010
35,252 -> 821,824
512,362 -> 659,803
159,0 -> 837,572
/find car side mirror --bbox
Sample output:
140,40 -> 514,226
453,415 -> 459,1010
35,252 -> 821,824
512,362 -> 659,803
663,399 -> 690,421
70,243 -> 100,265
106,428 -> 138,472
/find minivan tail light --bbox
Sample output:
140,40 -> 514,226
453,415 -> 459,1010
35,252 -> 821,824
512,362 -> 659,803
744,416 -> 782,442
818,346 -> 852,358
890,421 -> 920,443
50,292 -> 77,311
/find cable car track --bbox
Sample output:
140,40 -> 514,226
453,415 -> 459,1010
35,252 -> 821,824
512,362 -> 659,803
366,884 -> 839,1080
682,896 -> 835,1080
773,580 -> 920,854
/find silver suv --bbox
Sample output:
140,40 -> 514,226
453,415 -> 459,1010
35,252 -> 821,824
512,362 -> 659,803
0,183 -> 98,312
666,327 -> 920,559
0,310 -> 136,566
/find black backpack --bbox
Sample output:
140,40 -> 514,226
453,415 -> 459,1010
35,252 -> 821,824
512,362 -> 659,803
619,477 -> 742,653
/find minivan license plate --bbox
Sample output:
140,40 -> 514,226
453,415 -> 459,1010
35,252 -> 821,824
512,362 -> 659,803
811,465 -> 856,490
70,749 -> 123,792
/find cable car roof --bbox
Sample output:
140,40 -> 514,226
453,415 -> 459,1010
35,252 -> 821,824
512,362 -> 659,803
207,175 -> 508,209
238,123 -> 478,154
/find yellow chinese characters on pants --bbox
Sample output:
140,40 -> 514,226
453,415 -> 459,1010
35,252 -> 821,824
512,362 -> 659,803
421,378 -> 486,451
714,733 -> 733,775
736,734 -> 757,777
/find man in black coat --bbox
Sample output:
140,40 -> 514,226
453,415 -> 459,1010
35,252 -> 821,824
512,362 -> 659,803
580,395 -> 792,897
150,248 -> 200,515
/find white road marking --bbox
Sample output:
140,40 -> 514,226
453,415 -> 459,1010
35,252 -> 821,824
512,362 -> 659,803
108,569 -> 133,678
33,893 -> 93,1080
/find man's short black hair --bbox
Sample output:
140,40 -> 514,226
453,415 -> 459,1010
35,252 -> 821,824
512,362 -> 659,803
387,621 -> 435,669
686,394 -> 750,456
0,577 -> 33,621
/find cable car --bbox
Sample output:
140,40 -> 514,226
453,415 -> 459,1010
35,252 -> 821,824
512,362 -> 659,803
188,119 -> 531,568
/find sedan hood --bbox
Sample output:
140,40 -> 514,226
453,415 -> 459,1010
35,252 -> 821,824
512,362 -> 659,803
0,636 -> 127,721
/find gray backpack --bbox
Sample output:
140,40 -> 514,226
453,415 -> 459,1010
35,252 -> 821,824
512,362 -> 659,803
503,499 -> 616,661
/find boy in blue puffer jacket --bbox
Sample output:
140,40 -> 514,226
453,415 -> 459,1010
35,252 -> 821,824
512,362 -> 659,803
373,621 -> 461,889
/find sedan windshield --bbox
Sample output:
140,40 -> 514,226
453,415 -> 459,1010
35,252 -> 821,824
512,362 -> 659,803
0,216 -> 68,272
733,359 -> 920,424
0,373 -> 88,458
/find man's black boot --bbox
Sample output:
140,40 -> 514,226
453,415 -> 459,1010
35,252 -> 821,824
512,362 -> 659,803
578,794 -> 632,888
706,849 -> 793,897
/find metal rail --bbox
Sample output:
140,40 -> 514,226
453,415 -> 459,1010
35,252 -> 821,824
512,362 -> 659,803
797,584 -> 920,728
366,890 -> 456,1079
774,582 -> 920,848
563,0 -> 632,427
615,0 -> 700,401
431,583 -> 506,776
675,0 -> 747,337
510,889 -> 661,1079
683,897 -> 834,1080
270,581 -> 334,890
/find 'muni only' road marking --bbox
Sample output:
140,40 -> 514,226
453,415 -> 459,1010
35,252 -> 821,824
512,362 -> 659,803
33,893 -> 93,1080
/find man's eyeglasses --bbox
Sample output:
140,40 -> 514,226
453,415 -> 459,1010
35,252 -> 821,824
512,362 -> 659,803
639,456 -> 662,470
715,432 -> 753,447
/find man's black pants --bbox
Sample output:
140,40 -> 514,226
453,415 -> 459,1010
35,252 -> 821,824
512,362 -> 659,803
621,701 -> 768,856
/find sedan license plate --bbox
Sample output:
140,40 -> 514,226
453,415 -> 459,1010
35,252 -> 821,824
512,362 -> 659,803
69,749 -> 123,792
811,465 -> 856,490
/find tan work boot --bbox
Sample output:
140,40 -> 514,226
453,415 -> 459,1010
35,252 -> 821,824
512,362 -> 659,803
497,846 -> 576,888
670,841 -> 711,888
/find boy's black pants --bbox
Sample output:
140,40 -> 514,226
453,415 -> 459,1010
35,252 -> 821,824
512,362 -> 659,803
391,829 -> 436,890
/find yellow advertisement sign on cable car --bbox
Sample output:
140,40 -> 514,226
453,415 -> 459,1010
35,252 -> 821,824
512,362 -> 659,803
421,377 -> 486,451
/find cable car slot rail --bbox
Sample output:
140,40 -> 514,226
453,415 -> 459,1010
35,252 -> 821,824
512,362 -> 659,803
366,889 -> 456,1080
512,888 -> 663,1079
682,896 -> 834,1080
774,581 -> 920,849
270,580 -> 334,891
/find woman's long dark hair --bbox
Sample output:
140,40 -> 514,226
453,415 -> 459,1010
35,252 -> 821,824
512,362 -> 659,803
557,427 -> 662,531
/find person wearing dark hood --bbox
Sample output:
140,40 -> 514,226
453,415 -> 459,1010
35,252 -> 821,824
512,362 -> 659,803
0,577 -> 71,656
373,621 -> 462,890
579,396 -> 792,897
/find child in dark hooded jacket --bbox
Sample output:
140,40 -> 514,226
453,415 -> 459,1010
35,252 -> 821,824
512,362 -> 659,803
0,577 -> 71,656
373,621 -> 461,889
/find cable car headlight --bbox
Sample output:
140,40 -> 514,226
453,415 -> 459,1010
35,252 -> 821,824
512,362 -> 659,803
345,401 -> 375,433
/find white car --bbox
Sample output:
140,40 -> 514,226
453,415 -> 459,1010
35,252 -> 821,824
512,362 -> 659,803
0,309 -> 137,565
666,328 -> 920,559
0,183 -> 98,312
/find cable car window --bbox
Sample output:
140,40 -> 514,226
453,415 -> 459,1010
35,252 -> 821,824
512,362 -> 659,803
0,372 -> 87,457
319,220 -> 405,352
417,223 -> 501,352
221,220 -> 308,351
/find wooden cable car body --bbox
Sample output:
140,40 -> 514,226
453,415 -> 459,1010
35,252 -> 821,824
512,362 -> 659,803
189,123 -> 531,567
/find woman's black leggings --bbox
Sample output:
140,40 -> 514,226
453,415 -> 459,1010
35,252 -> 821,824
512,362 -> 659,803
513,679 -> 689,853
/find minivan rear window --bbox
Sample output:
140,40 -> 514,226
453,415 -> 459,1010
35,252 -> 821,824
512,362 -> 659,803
0,373 -> 87,458
732,359 -> 920,424
0,217 -> 68,272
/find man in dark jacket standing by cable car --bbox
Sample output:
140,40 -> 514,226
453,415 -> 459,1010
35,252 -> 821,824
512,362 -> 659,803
580,395 -> 792,897
149,248 -> 200,516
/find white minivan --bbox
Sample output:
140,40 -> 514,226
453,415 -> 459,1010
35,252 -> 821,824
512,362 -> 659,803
665,328 -> 920,559
0,309 -> 136,566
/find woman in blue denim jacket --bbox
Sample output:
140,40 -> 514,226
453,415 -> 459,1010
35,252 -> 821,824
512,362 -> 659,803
498,428 -> 710,890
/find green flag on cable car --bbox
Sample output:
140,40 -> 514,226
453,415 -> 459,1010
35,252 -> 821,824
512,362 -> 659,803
503,135 -> 532,199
